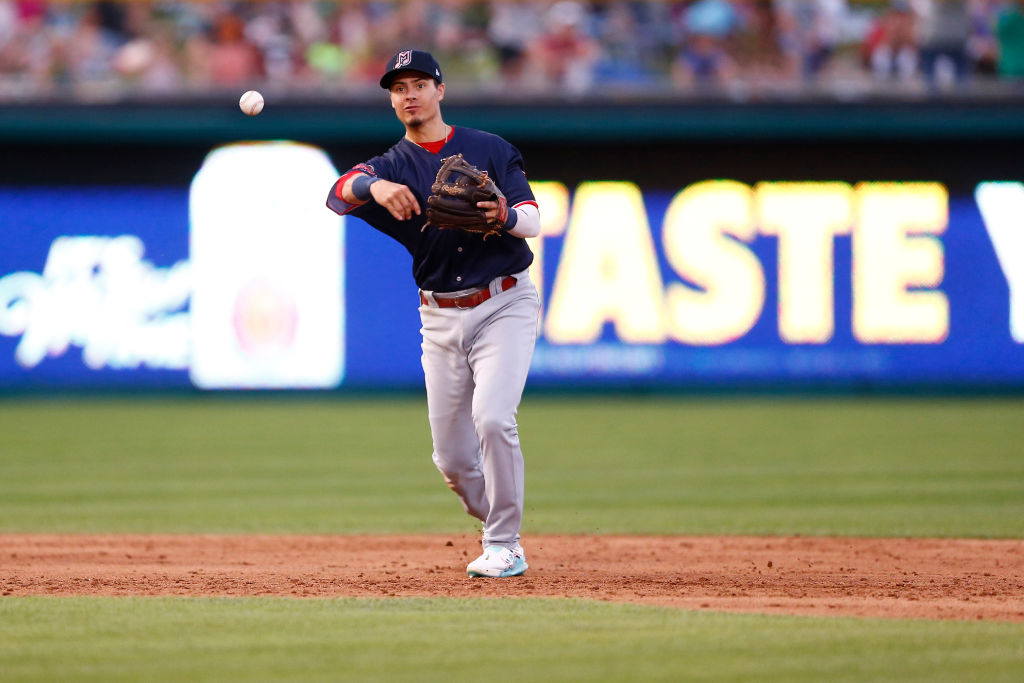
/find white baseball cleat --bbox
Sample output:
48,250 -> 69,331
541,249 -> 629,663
466,544 -> 528,577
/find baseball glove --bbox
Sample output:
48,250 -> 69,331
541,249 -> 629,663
426,154 -> 508,239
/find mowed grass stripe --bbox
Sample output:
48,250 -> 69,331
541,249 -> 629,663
0,397 -> 1021,536
1,596 -> 1022,682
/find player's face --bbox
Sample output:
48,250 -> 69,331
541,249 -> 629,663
389,74 -> 445,129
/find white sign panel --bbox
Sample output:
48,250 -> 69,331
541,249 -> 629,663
188,142 -> 344,389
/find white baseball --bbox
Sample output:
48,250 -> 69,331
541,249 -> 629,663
239,90 -> 264,116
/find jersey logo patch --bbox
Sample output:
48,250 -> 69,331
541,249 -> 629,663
396,51 -> 411,69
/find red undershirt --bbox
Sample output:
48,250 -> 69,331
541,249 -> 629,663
413,126 -> 455,155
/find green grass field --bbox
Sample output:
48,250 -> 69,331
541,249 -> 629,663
1,397 -> 1022,536
1,396 -> 1023,680
2,597 -> 1023,682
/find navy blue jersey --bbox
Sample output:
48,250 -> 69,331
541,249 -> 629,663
326,126 -> 535,292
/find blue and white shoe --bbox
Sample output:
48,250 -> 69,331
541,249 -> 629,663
466,544 -> 528,577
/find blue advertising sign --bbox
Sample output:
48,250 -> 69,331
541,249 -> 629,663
1,142 -> 1021,390
0,187 -> 192,388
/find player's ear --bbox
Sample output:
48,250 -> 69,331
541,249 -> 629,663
437,82 -> 445,102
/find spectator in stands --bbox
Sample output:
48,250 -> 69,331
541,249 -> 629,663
673,30 -> 738,91
180,17 -> 211,90
914,0 -> 970,90
431,0 -> 498,87
304,5 -> 354,87
592,1 -> 663,89
487,0 -> 538,84
672,0 -> 740,91
732,0 -> 802,93
63,4 -> 121,93
139,29 -> 183,94
110,4 -> 184,95
0,1 -> 52,95
525,0 -> 599,94
995,0 -> 1024,78
966,0 -> 1001,77
864,0 -> 919,84
0,0 -> 14,43
393,0 -> 434,49
778,0 -> 850,83
322,1 -> 382,89
207,10 -> 262,89
246,2 -> 299,87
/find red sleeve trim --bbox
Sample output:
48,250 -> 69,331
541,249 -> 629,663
335,169 -> 367,201
513,200 -> 539,209
327,164 -> 381,216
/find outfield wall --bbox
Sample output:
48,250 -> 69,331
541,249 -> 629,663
1,103 -> 1022,391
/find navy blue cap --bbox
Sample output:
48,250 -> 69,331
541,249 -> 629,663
380,49 -> 443,89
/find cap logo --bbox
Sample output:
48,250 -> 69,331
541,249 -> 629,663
395,51 -> 412,69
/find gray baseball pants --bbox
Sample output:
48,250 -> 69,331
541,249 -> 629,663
419,270 -> 539,550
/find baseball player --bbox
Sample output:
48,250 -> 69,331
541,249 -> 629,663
326,49 -> 541,577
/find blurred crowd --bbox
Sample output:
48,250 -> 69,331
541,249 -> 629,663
2,0 -> 1024,102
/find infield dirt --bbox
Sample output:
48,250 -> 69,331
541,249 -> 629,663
3,534 -> 1022,622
